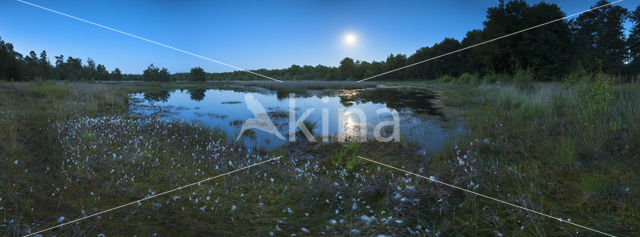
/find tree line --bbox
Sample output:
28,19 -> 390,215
1,0 -> 639,82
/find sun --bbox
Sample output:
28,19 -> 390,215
344,33 -> 357,45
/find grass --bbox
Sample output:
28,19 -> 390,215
421,78 -> 640,235
1,79 -> 639,236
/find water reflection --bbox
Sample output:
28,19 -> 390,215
143,90 -> 170,103
133,87 -> 464,152
332,88 -> 444,117
188,89 -> 206,101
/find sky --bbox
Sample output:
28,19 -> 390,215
0,0 -> 637,74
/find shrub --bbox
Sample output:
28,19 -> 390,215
564,66 -> 591,84
437,75 -> 454,83
332,142 -> 360,172
455,73 -> 478,85
469,74 -> 481,85
576,74 -> 619,151
577,74 -> 613,126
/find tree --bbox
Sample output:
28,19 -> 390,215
25,51 -> 41,80
96,64 -> 109,81
189,67 -> 206,81
459,29 -> 485,75
628,5 -> 640,74
143,64 -> 171,81
407,38 -> 462,80
383,54 -> 407,80
518,2 -> 573,81
158,67 -> 171,81
86,58 -> 96,71
573,0 -> 628,75
111,68 -> 122,81
338,57 -> 356,80
39,50 -> 51,79
479,0 -> 529,75
0,38 -> 19,80
62,57 -> 82,80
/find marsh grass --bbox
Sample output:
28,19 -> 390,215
329,142 -> 360,172
1,79 -> 638,236
427,78 -> 640,235
1,81 -> 458,236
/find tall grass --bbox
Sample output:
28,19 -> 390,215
430,77 -> 640,235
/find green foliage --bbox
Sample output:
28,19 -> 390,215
189,67 -> 206,81
454,73 -> 479,85
577,75 -> 614,127
111,68 -> 123,81
629,6 -> 640,75
338,57 -> 356,80
564,66 -> 591,84
437,75 -> 455,83
576,74 -> 622,151
143,64 -> 172,81
332,142 -> 360,172
574,1 -> 629,75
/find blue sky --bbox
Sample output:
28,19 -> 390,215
0,0 -> 637,74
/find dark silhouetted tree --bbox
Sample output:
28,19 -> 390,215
573,0 -> 628,74
111,68 -> 122,81
628,5 -> 640,74
190,66 -> 206,81
338,57 -> 356,80
144,64 -> 172,81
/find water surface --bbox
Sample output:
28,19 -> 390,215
130,87 -> 465,153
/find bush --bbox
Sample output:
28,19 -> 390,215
454,73 -> 479,85
564,66 -> 591,84
576,74 -> 619,151
468,75 -> 481,85
437,75 -> 455,83
331,142 -> 360,172
578,74 -> 613,123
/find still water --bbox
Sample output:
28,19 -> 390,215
130,87 -> 465,153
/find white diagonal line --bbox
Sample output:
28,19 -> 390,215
16,0 -> 283,83
23,156 -> 282,237
357,0 -> 624,82
356,155 -> 617,237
